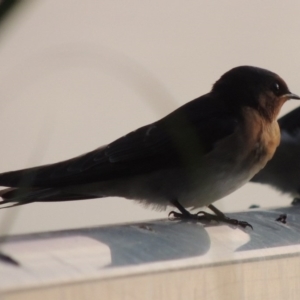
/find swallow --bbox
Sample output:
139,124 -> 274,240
251,106 -> 300,204
0,66 -> 299,228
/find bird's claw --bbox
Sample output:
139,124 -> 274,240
169,210 -> 253,229
226,218 -> 253,229
195,211 -> 207,217
168,211 -> 182,219
168,210 -> 204,221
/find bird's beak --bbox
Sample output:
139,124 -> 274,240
285,92 -> 300,100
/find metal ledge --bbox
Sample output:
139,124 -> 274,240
1,205 -> 300,299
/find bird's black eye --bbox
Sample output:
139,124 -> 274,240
272,82 -> 281,95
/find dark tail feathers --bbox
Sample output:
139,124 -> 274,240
0,187 -> 99,209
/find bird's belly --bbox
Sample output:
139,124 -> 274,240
115,150 -> 262,210
99,141 -> 276,210
179,165 -> 252,208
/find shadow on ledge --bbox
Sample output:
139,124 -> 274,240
4,220 -> 211,267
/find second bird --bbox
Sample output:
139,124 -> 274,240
251,106 -> 300,204
0,66 -> 298,227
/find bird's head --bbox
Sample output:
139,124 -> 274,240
212,66 -> 300,121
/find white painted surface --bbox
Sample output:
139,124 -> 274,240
1,206 -> 300,299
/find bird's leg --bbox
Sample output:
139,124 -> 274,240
169,200 -> 252,229
207,204 -> 226,216
169,200 -> 196,219
169,200 -> 218,222
207,204 -> 253,229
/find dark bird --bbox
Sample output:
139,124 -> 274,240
251,106 -> 300,204
0,66 -> 299,228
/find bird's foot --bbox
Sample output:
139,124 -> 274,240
168,210 -> 252,229
168,210 -> 202,221
220,215 -> 253,229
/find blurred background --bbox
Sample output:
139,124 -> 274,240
0,0 -> 299,235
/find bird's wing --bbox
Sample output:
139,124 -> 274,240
0,94 -> 238,188
278,107 -> 300,136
